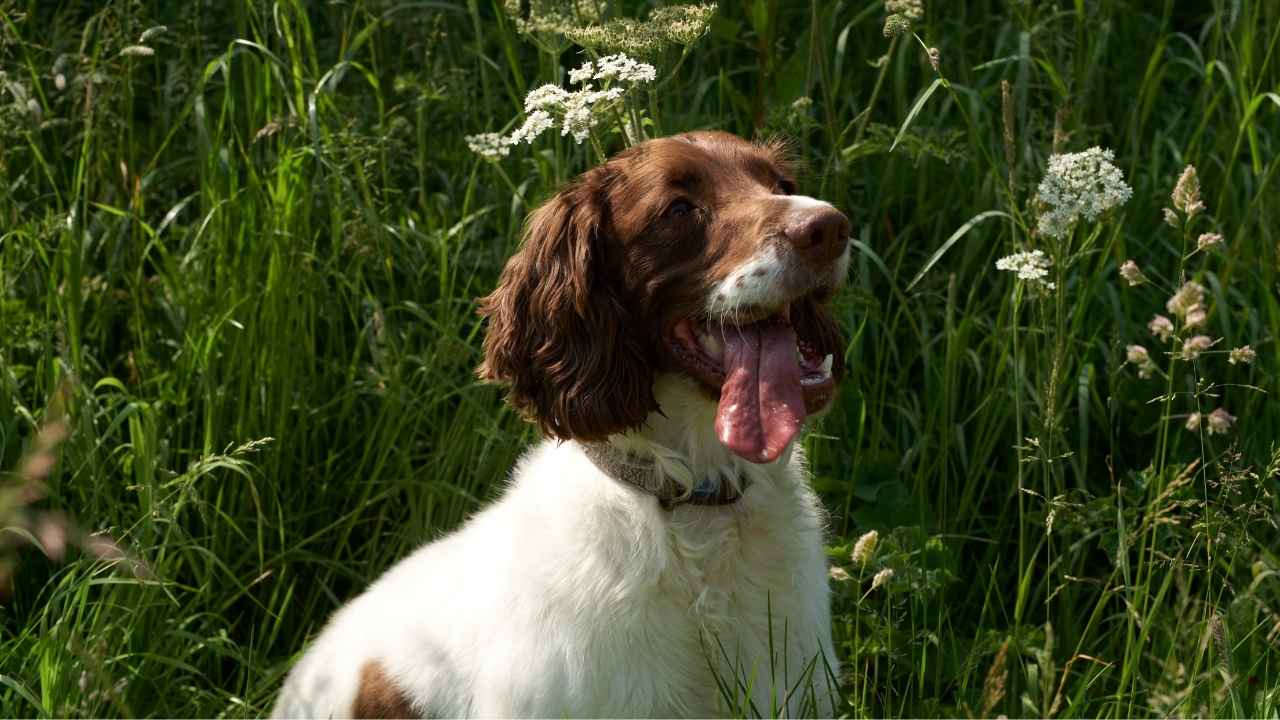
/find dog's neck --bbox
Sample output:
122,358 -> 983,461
604,374 -> 797,502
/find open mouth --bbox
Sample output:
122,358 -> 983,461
665,299 -> 837,464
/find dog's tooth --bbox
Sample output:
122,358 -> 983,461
699,332 -> 723,356
819,353 -> 833,377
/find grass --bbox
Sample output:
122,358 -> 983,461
1,0 -> 1278,716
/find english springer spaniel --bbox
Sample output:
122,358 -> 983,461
273,131 -> 852,718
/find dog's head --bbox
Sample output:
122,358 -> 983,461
478,131 -> 850,463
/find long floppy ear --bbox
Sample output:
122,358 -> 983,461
477,179 -> 656,441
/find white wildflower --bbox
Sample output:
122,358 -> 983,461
119,45 -> 154,58
1197,232 -> 1223,250
851,530 -> 879,565
1206,408 -> 1235,435
871,568 -> 895,590
570,53 -> 655,85
1148,314 -> 1174,342
592,53 -> 656,83
1035,147 -> 1133,239
568,62 -> 596,85
1180,335 -> 1214,361
1229,346 -> 1255,365
558,86 -> 623,143
1119,260 -> 1144,286
996,250 -> 1053,286
508,110 -> 555,145
1185,412 -> 1202,432
524,84 -> 570,112
1165,281 -> 1206,318
465,132 -> 512,161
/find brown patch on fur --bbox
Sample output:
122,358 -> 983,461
351,660 -> 418,719
477,131 -> 848,437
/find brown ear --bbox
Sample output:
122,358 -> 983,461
477,179 -> 655,441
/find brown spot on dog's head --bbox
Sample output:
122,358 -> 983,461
351,660 -> 418,719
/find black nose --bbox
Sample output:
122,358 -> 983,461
783,207 -> 851,263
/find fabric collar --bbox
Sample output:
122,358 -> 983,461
580,442 -> 747,510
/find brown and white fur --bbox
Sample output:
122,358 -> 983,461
272,131 -> 852,718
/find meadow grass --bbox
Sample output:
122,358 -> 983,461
1,0 -> 1278,716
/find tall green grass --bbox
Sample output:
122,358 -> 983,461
1,0 -> 1277,716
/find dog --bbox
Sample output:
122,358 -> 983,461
272,131 -> 851,718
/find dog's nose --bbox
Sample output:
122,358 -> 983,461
783,206 -> 850,263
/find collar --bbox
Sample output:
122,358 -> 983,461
579,442 -> 748,510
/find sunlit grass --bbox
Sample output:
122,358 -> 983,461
1,0 -> 1277,717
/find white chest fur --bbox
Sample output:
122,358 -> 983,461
273,383 -> 838,718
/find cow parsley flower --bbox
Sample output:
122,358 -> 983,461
996,250 -> 1054,288
508,110 -> 555,145
524,84 -> 570,112
1148,314 -> 1174,342
570,53 -> 656,85
465,132 -> 512,161
1035,147 -> 1133,239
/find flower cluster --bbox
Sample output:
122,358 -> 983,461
885,0 -> 924,19
568,53 -> 656,84
995,249 -> 1054,288
1126,344 -> 1156,379
466,54 -> 654,156
563,4 -> 717,56
1119,260 -> 1145,286
1035,147 -> 1133,239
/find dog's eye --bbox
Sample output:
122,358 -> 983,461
777,178 -> 797,196
665,199 -> 695,218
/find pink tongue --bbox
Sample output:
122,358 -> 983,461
714,322 -> 807,463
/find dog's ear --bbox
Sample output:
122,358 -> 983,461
477,175 -> 656,441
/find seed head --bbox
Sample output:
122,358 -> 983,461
1119,260 -> 1144,286
882,13 -> 911,37
871,568 -> 895,590
851,530 -> 879,565
1126,345 -> 1150,365
927,47 -> 941,71
1180,335 -> 1214,361
1171,165 -> 1204,217
829,566 -> 852,582
1148,315 -> 1174,342
1206,408 -> 1235,435
1163,207 -> 1180,227
1228,346 -> 1256,365
1185,412 -> 1202,432
119,45 -> 154,58
1183,306 -> 1207,331
1035,147 -> 1133,239
1197,232 -> 1223,250
1165,281 -> 1206,318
